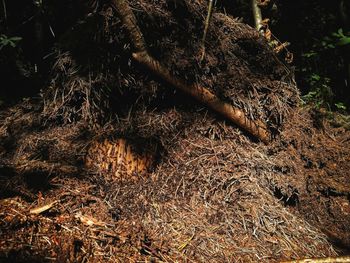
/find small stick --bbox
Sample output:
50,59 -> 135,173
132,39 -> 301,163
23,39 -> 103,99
2,0 -> 7,22
30,201 -> 58,214
251,0 -> 263,33
200,0 -> 215,62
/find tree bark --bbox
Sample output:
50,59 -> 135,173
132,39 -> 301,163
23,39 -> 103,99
111,0 -> 270,143
112,0 -> 146,53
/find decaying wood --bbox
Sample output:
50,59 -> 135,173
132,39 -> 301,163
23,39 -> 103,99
30,201 -> 58,214
75,212 -> 107,227
111,0 -> 270,143
85,138 -> 155,180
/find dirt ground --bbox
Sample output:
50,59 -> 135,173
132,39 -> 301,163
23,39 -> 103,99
0,0 -> 350,262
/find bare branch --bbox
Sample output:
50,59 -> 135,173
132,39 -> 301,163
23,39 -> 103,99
111,0 -> 270,143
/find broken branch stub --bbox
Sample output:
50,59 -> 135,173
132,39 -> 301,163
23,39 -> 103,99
111,0 -> 270,143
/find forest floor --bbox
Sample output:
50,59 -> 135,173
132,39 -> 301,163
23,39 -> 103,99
0,102 -> 349,263
0,0 -> 350,262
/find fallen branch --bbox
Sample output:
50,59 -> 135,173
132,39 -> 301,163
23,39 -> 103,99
111,0 -> 270,143
132,51 -> 269,142
112,0 -> 146,53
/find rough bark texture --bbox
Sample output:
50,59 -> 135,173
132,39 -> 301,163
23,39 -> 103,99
111,0 -> 147,52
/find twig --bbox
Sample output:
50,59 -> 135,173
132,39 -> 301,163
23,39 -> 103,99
30,201 -> 58,214
200,0 -> 215,62
2,0 -> 6,23
251,0 -> 263,32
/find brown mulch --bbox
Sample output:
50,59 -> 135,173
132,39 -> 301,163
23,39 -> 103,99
1,102 -> 349,262
0,0 -> 349,262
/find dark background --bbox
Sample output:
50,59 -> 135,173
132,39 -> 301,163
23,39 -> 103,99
1,0 -> 349,110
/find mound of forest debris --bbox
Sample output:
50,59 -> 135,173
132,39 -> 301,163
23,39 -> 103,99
0,0 -> 349,262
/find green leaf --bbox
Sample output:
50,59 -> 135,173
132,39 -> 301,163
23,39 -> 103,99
302,51 -> 317,58
337,37 -> 350,46
335,102 -> 346,110
310,74 -> 321,81
338,28 -> 345,37
9,36 -> 22,42
0,34 -> 22,49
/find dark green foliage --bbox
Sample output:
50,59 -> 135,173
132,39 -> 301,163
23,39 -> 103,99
218,0 -> 350,111
271,0 -> 350,110
0,34 -> 22,49
0,0 -> 91,106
